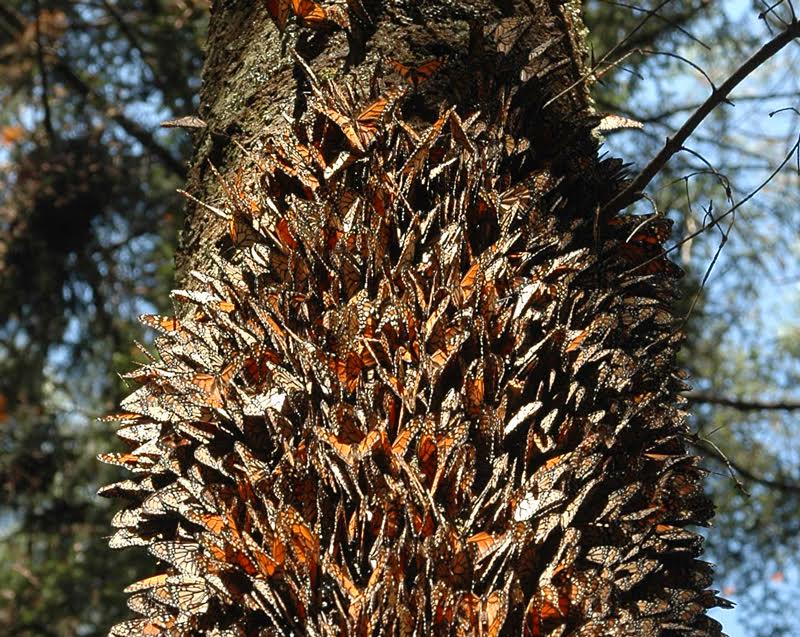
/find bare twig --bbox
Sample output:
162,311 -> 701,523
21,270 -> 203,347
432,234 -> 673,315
615,129 -> 800,278
599,0 -> 710,50
600,91 -> 800,125
644,48 -> 721,94
602,19 -> 800,213
675,200 -> 735,333
691,436 -> 800,494
686,391 -> 800,411
33,0 -> 54,142
543,0 -> 674,110
690,435 -> 749,495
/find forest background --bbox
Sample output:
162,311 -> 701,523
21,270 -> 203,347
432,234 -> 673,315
0,1 -> 798,636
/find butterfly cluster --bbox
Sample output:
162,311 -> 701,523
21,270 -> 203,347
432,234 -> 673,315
101,8 -> 728,637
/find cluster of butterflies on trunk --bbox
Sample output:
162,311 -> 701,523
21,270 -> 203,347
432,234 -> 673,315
100,3 -> 729,637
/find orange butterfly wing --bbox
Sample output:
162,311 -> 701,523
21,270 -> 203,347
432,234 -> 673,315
484,589 -> 508,637
265,0 -> 291,31
466,531 -> 503,561
355,87 -> 406,148
291,0 -> 327,27
140,314 -> 182,334
391,58 -> 443,88
417,433 -> 438,486
316,105 -> 363,152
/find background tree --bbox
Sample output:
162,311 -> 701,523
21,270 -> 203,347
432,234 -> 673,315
0,2 -> 205,634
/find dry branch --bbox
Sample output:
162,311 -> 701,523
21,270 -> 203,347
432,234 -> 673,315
603,19 -> 800,213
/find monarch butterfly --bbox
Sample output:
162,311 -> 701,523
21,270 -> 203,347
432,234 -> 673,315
432,585 -> 457,625
184,509 -> 234,538
182,358 -> 241,408
98,452 -> 155,471
98,411 -> 146,425
408,506 -> 435,536
227,212 -> 261,250
329,402 -> 363,442
390,58 -> 444,88
492,16 -> 533,54
614,242 -> 684,278
111,507 -> 143,529
339,254 -> 362,300
483,588 -> 509,637
126,592 -> 166,618
202,534 -> 258,575
109,528 -> 150,549
124,573 -> 172,594
149,542 -> 206,578
458,592 -> 481,629
265,0 -> 291,31
400,109 -> 450,179
466,531 -> 506,562
242,531 -> 283,577
291,0 -> 327,28
117,421 -> 162,444
320,428 -> 378,462
325,559 -> 361,601
459,260 -> 482,301
315,87 -> 405,153
326,351 -> 363,394
448,109 -> 476,153
391,421 -> 419,458
109,615 -> 175,637
151,576 -> 210,615
139,314 -> 182,335
97,478 -> 154,499
616,557 -> 661,591
608,213 -> 672,245
523,594 -> 568,636
278,507 -> 318,571
597,113 -> 644,132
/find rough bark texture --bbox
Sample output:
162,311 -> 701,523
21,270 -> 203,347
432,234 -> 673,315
102,1 -> 730,636
177,0 -> 595,285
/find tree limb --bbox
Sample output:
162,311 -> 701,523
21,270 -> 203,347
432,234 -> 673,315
686,391 -> 800,411
33,0 -> 54,142
691,437 -> 800,494
602,18 -> 800,213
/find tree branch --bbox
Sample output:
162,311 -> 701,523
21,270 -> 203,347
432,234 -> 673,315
33,0 -> 54,143
596,90 -> 800,125
686,391 -> 800,411
597,0 -> 712,55
691,437 -> 800,494
602,18 -> 800,213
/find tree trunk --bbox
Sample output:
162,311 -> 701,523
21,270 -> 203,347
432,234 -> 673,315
102,1 -> 730,635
